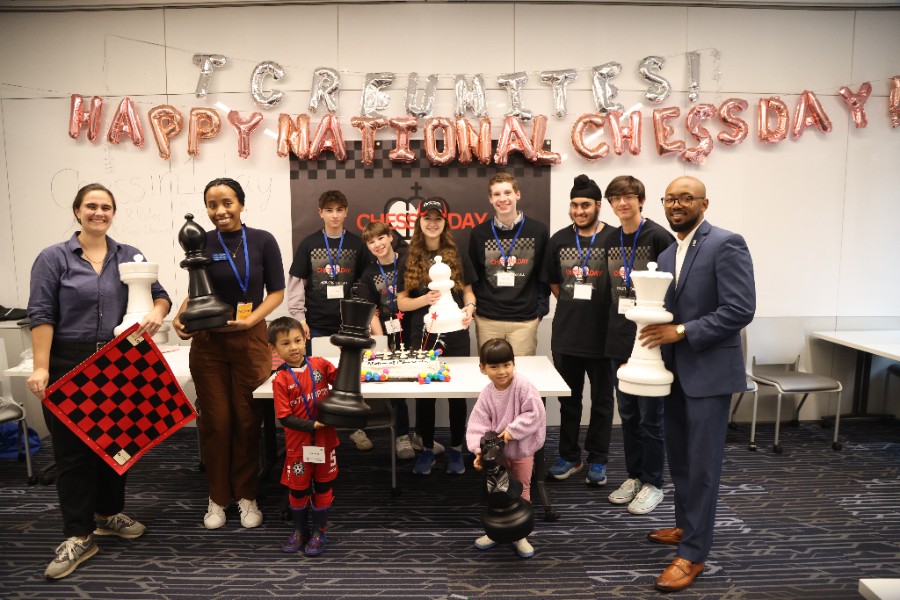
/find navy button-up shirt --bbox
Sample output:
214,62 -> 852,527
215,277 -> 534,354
28,233 -> 171,343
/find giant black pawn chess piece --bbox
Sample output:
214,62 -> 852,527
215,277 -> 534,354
316,292 -> 376,429
177,213 -> 232,333
480,432 -> 535,544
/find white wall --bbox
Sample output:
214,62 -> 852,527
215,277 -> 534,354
1,4 -> 899,429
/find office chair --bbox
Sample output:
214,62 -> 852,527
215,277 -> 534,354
748,354 -> 843,454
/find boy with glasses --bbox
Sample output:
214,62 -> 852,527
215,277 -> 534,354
602,176 -> 674,515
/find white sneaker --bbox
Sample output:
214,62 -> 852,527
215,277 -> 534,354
395,435 -> 415,460
475,534 -> 496,550
409,433 -> 444,456
513,537 -> 534,558
204,498 -> 226,530
608,478 -> 642,505
238,498 -> 263,528
350,429 -> 374,450
627,483 -> 664,515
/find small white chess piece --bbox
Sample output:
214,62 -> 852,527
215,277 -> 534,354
423,256 -> 464,335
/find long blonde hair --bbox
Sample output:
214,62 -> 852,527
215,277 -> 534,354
403,216 -> 464,292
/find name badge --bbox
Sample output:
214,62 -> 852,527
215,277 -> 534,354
303,445 -> 326,464
326,283 -> 345,300
385,318 -> 402,334
573,283 -> 593,300
496,271 -> 516,287
211,253 -> 228,262
618,297 -> 636,314
236,302 -> 253,320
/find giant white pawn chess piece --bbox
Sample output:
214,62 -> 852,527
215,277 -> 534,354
423,256 -> 464,335
616,262 -> 674,397
114,254 -> 170,344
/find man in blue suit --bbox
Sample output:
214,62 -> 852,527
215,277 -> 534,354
638,176 -> 755,593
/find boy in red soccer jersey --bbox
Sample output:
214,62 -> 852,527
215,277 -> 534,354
268,316 -> 339,556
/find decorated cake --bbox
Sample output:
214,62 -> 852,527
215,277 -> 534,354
362,346 -> 451,384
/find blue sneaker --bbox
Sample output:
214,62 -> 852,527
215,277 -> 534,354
585,463 -> 607,486
413,449 -> 436,475
548,458 -> 583,480
446,448 -> 465,475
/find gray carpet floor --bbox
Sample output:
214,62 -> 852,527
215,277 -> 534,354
1,419 -> 899,599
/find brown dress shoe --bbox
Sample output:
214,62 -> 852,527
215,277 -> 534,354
655,557 -> 704,592
647,526 -> 684,545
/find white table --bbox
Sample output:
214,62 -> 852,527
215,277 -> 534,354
253,356 -> 572,399
811,330 -> 900,416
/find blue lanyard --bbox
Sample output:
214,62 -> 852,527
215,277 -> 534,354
322,229 -> 345,281
377,255 -> 398,314
574,222 -> 601,277
491,216 -> 526,271
619,217 -> 645,288
283,359 -> 316,421
217,226 -> 249,295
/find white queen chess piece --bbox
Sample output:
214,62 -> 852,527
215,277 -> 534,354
114,254 -> 171,344
616,262 -> 674,397
423,255 -> 464,335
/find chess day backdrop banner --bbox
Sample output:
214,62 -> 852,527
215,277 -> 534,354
289,140 -> 551,253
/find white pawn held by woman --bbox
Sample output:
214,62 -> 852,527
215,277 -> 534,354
616,262 -> 674,397
424,256 -> 464,335
114,254 -> 170,344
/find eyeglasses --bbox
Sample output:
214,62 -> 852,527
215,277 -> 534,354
607,195 -> 639,204
661,195 -> 704,207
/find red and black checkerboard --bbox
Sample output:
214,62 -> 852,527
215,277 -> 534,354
44,323 -> 197,475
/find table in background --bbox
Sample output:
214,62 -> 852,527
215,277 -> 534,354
811,330 -> 900,418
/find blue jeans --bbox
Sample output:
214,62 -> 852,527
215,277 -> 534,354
612,360 -> 666,489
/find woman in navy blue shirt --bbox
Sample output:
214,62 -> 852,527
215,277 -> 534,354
27,183 -> 171,580
173,178 -> 285,531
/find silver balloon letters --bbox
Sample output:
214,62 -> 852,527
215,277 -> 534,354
498,72 -> 533,121
360,72 -> 395,118
591,62 -> 624,114
687,51 -> 701,102
638,56 -> 671,104
309,67 -> 341,114
540,69 -> 577,118
250,60 -> 285,109
192,54 -> 227,98
406,72 -> 438,119
454,74 -> 487,118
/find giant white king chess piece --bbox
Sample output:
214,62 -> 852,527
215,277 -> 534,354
423,256 -> 464,335
114,254 -> 171,344
616,262 -> 674,397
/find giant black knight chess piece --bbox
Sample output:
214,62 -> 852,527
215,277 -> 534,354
480,432 -> 534,544
177,213 -> 232,333
316,287 -> 376,429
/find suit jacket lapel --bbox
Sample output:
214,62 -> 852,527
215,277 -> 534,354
673,220 -> 711,302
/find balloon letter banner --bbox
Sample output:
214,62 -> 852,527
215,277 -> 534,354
69,95 -> 104,142
107,97 -> 144,147
188,108 -> 221,157
277,114 -> 310,159
227,110 -> 264,159
148,105 -> 184,160
838,82 -> 872,129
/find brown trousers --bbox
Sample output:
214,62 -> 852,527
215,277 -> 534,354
190,321 -> 272,506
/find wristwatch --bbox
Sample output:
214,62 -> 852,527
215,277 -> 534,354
675,324 -> 686,338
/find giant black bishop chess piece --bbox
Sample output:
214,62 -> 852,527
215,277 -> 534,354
480,432 -> 534,544
177,213 -> 232,333
316,288 -> 376,429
